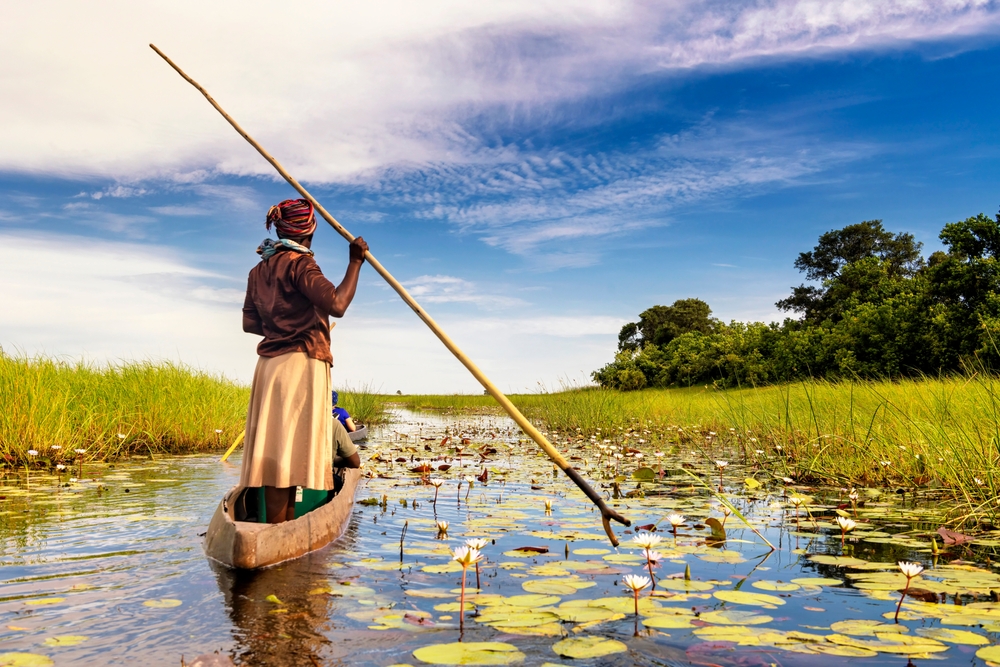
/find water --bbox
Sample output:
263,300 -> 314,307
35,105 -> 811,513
3,409 -> 1000,665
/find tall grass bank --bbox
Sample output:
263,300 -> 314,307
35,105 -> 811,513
0,353 -> 250,466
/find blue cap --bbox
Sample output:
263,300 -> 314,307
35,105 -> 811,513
331,390 -> 339,406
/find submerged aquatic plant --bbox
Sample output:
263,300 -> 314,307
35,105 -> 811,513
452,546 -> 483,632
895,561 -> 925,622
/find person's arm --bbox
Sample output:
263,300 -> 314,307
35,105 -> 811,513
242,283 -> 264,335
344,416 -> 357,432
297,237 -> 369,318
334,451 -> 361,468
331,419 -> 361,469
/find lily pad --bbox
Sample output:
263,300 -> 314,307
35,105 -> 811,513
791,577 -> 843,587
830,619 -> 907,636
915,627 -> 989,645
751,580 -> 800,592
808,644 -> 878,657
642,615 -> 696,629
143,599 -> 182,608
413,641 -> 525,665
699,609 -> 773,625
657,579 -> 714,592
713,590 -> 785,607
42,636 -> 88,647
551,637 -> 627,659
0,655 -> 54,667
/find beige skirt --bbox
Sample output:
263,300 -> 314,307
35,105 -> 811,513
239,352 -> 333,490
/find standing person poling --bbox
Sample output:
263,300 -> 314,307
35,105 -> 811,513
240,198 -> 368,524
331,390 -> 357,432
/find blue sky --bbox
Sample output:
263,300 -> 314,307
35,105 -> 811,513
2,2 -> 999,392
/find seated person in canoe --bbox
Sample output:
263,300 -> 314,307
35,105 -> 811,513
240,197 -> 367,524
331,390 -> 357,432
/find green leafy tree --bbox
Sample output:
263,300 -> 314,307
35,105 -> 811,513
617,299 -> 718,351
777,220 -> 923,323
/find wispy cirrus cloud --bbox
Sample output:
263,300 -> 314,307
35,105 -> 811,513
403,275 -> 526,309
371,118 -> 868,257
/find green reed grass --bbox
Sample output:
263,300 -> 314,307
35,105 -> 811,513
336,383 -> 390,427
0,353 -> 248,466
393,378 -> 1000,522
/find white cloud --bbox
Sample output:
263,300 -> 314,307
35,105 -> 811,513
0,1 -> 995,183
0,232 -> 622,392
403,275 -> 526,308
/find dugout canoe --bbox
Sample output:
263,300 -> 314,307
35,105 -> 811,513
204,468 -> 363,570
349,425 -> 368,442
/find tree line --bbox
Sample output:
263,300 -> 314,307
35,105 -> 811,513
593,210 -> 1000,389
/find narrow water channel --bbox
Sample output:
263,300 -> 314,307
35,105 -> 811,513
3,409 -> 1000,665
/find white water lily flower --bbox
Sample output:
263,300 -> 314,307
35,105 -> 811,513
975,477 -> 985,486
117,433 -> 126,439
452,546 -> 483,566
898,561 -> 924,578
634,453 -> 643,460
622,574 -> 651,592
715,460 -> 728,469
465,538 -> 489,550
215,429 -> 223,434
75,449 -> 86,454
544,499 -> 553,511
789,497 -> 803,507
849,490 -> 860,502
50,445 -> 61,450
666,513 -> 686,527
69,478 -> 78,483
430,479 -> 443,488
27,450 -> 38,456
436,520 -> 449,534
464,476 -> 475,484
755,450 -> 764,455
654,452 -> 663,458
56,464 -> 66,470
643,549 -> 664,563
880,460 -> 891,467
632,532 -> 662,549
836,516 -> 857,533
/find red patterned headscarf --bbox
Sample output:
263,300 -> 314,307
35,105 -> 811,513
266,199 -> 317,237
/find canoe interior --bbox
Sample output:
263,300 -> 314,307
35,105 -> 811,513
349,425 -> 368,442
204,468 -> 363,570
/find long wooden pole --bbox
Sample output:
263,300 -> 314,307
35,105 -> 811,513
150,44 -> 630,545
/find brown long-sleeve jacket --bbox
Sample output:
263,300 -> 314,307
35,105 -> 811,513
242,250 -> 339,365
